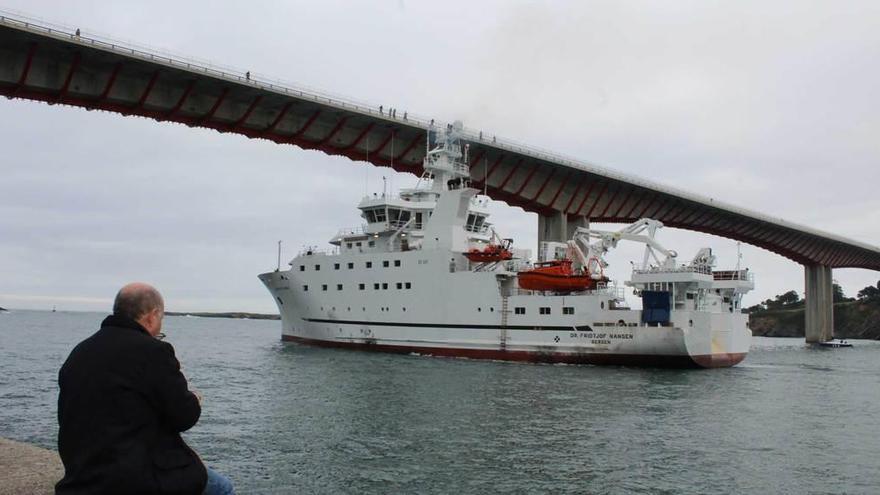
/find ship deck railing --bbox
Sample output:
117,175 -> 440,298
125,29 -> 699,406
508,284 -> 627,299
335,226 -> 368,237
632,265 -> 714,276
298,247 -> 339,257
336,220 -> 424,238
712,270 -> 754,283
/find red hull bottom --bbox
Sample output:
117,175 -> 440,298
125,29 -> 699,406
281,335 -> 746,369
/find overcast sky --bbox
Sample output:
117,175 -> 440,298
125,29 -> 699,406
1,0 -> 879,313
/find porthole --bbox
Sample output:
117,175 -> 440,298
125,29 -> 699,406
600,301 -> 605,309
689,319 -> 694,327
490,307 -> 494,312
477,307 -> 482,312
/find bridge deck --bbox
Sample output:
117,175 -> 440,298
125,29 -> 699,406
1,13 -> 878,270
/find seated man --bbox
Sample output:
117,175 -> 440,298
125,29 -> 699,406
56,282 -> 234,494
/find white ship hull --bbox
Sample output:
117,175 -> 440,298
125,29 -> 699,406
259,250 -> 751,368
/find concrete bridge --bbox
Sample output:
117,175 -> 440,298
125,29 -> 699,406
2,14 -> 878,342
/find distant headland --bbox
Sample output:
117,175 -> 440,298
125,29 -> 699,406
748,280 -> 880,339
165,311 -> 280,320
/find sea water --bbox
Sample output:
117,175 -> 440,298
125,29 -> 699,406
1,310 -> 878,494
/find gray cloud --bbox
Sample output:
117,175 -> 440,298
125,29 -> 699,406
1,0 -> 878,312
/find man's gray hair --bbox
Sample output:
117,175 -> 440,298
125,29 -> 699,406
113,284 -> 164,321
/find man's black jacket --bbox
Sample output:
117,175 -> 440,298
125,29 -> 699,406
56,315 -> 207,494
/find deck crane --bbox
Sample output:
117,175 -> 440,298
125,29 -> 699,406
566,219 -> 680,280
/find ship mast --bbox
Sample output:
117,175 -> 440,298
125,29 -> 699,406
423,120 -> 470,193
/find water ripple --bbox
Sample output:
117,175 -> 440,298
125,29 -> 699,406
2,311 -> 879,493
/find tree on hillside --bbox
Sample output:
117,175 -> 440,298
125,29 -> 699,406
857,281 -> 880,302
761,290 -> 801,311
832,283 -> 850,303
777,290 -> 800,305
745,302 -> 765,313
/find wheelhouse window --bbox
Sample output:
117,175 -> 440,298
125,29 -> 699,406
405,282 -> 412,289
348,262 -> 354,269
396,283 -> 402,289
334,263 -> 340,270
315,264 -> 321,271
388,208 -> 411,228
373,283 -> 380,290
363,207 -> 387,224
514,307 -> 525,315
303,285 -> 309,291
394,260 -> 401,267
383,260 -> 390,267
322,284 -> 328,291
358,283 -> 365,290
539,307 -> 551,315
563,307 -> 574,315
465,213 -> 487,233
382,283 -> 388,290
299,265 -> 305,272
366,261 -> 372,268
337,284 -> 343,290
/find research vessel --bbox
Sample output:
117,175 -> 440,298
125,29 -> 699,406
260,123 -> 754,368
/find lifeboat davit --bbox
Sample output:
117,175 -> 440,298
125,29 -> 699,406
517,259 -> 604,292
465,244 -> 513,263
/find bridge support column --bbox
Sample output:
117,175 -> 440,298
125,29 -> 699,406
537,212 -> 567,261
804,264 -> 834,343
567,216 -> 589,239
538,212 -> 568,244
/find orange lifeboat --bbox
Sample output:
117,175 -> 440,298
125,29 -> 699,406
465,243 -> 513,263
517,259 -> 605,292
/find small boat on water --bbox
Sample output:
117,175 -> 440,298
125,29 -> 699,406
818,339 -> 853,348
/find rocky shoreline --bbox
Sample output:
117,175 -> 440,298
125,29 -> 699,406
165,311 -> 280,320
749,300 -> 880,339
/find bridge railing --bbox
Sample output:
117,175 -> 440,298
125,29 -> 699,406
6,9 -> 880,253
0,9 -> 674,191
0,10 -> 440,128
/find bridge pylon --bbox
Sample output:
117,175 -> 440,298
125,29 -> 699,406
804,264 -> 834,343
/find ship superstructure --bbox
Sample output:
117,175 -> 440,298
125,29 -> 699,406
260,122 -> 753,368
